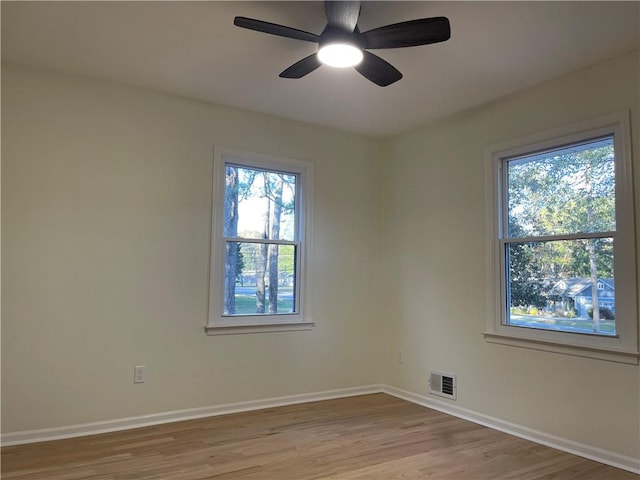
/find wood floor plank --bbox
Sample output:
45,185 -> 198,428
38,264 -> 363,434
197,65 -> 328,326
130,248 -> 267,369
2,394 -> 636,479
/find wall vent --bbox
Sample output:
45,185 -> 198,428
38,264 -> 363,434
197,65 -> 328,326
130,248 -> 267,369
428,370 -> 456,400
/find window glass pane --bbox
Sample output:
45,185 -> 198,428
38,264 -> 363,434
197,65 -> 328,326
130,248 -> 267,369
507,137 -> 615,238
506,237 -> 615,335
223,241 -> 296,316
224,164 -> 297,241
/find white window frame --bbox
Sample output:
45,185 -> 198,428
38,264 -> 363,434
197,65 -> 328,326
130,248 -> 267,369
484,111 -> 638,364
206,147 -> 314,335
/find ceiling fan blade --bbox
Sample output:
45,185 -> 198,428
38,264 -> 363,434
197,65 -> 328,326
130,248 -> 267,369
355,51 -> 402,87
360,17 -> 450,49
325,1 -> 361,32
234,17 -> 320,43
280,54 -> 322,79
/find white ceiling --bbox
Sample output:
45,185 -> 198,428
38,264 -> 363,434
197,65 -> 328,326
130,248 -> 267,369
2,1 -> 639,137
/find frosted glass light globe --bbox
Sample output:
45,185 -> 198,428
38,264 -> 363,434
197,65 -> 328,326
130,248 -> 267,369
317,43 -> 363,68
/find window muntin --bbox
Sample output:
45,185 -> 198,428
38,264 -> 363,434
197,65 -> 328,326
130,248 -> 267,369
208,149 -> 313,334
502,137 -> 617,336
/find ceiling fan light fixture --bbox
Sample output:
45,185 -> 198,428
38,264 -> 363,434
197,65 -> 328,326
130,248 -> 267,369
317,43 -> 363,68
234,2 -> 451,86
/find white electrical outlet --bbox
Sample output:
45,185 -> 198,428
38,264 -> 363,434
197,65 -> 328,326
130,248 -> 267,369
398,349 -> 405,364
133,365 -> 146,384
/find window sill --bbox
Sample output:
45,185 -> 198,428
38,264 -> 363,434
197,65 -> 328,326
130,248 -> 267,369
205,321 -> 315,336
483,332 -> 639,365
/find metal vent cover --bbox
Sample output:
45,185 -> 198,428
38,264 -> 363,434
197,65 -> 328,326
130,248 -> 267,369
428,370 -> 456,400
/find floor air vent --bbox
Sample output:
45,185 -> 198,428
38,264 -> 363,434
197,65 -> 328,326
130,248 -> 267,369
428,371 -> 456,400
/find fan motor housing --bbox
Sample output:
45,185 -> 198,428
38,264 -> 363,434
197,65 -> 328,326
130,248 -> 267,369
319,25 -> 364,50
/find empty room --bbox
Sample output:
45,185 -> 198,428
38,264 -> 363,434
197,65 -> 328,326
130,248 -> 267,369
2,1 -> 639,479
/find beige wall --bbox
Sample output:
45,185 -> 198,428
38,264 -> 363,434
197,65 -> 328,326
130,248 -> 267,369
3,51 -> 639,462
381,51 -> 640,458
1,63 -> 385,432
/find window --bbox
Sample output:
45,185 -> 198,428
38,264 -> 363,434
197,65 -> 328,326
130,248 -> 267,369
485,111 -> 638,363
207,148 -> 313,334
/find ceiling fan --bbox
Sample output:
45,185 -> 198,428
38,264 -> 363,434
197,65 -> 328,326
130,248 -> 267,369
234,1 -> 450,87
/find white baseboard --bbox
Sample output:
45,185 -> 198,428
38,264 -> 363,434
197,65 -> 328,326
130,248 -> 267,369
3,384 -> 638,475
382,385 -> 640,475
1,385 -> 382,447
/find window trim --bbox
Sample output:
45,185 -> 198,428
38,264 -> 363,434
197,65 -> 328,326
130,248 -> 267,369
206,147 -> 314,335
484,111 -> 638,364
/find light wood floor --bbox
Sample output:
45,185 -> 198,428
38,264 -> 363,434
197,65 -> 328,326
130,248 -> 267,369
2,393 -> 637,479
